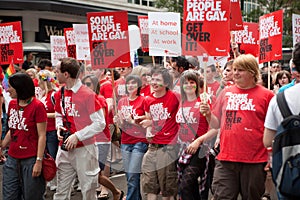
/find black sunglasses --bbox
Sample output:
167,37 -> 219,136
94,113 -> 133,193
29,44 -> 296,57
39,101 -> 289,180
84,82 -> 92,87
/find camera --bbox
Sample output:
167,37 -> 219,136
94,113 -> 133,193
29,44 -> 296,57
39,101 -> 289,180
209,144 -> 220,157
60,130 -> 71,151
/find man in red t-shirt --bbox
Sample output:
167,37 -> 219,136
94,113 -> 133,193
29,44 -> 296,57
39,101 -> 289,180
200,54 -> 274,199
53,58 -> 106,200
140,67 -> 179,199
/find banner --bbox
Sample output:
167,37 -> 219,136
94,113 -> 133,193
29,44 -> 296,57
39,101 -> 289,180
233,22 -> 259,57
50,36 -> 67,66
292,13 -> 300,46
87,11 -> 130,69
148,12 -> 181,56
0,21 -> 23,65
64,28 -> 77,59
138,16 -> 149,52
182,0 -> 231,56
230,0 -> 243,30
259,10 -> 283,63
73,24 -> 90,60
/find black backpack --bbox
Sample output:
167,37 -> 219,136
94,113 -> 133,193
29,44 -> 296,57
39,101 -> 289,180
271,91 -> 300,198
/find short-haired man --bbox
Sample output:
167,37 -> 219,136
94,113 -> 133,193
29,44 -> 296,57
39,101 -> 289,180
22,52 -> 33,70
53,57 -> 106,200
170,56 -> 189,93
141,67 -> 179,200
201,54 -> 274,199
37,59 -> 52,72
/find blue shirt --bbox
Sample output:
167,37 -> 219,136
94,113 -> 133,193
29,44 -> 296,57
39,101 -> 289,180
278,79 -> 295,93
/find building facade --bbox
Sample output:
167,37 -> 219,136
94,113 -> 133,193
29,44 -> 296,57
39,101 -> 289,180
0,0 -> 162,61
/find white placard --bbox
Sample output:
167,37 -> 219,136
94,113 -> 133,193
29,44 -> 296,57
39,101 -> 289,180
50,36 -> 67,66
73,24 -> 91,60
292,14 -> 300,46
149,12 -> 181,56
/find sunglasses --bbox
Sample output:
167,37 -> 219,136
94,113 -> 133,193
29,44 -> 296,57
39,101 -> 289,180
84,82 -> 92,87
142,73 -> 151,77
118,68 -> 126,71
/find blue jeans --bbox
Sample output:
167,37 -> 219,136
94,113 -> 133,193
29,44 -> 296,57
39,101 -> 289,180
121,142 -> 148,200
3,156 -> 46,200
46,130 -> 59,159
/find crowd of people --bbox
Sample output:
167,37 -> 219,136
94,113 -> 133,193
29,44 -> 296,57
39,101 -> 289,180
0,42 -> 299,200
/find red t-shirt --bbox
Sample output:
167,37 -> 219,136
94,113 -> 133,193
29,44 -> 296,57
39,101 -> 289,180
207,81 -> 220,96
33,78 -> 39,87
41,90 -> 56,132
212,85 -> 274,163
55,85 -> 102,147
140,85 -> 151,97
118,96 -> 148,144
176,97 -> 209,142
99,79 -> 113,125
8,98 -> 47,159
99,79 -> 113,99
145,90 -> 179,144
95,95 -> 110,143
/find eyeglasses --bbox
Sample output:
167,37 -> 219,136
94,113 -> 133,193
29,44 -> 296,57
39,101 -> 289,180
142,73 -> 151,77
84,82 -> 92,87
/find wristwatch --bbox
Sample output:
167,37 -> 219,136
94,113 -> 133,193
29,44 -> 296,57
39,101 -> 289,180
36,157 -> 43,161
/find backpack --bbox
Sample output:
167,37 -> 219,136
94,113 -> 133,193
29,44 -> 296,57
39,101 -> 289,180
271,91 -> 300,198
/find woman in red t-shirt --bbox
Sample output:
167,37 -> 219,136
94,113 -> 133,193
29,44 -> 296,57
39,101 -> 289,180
37,69 -> 58,190
114,75 -> 148,200
176,71 -> 217,200
1,73 -> 47,200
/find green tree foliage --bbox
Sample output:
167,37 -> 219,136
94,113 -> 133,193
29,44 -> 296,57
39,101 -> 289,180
154,0 -> 183,13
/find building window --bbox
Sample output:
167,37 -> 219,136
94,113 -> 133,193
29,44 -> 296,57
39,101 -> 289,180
142,0 -> 148,6
149,1 -> 155,7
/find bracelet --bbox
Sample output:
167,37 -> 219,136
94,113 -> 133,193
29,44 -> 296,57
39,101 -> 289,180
36,157 -> 43,161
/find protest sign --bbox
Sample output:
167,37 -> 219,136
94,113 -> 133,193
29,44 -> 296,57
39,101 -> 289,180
182,0 -> 231,56
64,28 -> 77,59
138,16 -> 149,52
0,21 -> 23,65
50,35 -> 67,66
148,12 -> 181,56
233,22 -> 259,57
129,25 -> 141,51
73,24 -> 90,60
292,13 -> 300,46
230,0 -> 243,30
259,10 -> 283,63
87,11 -> 130,69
